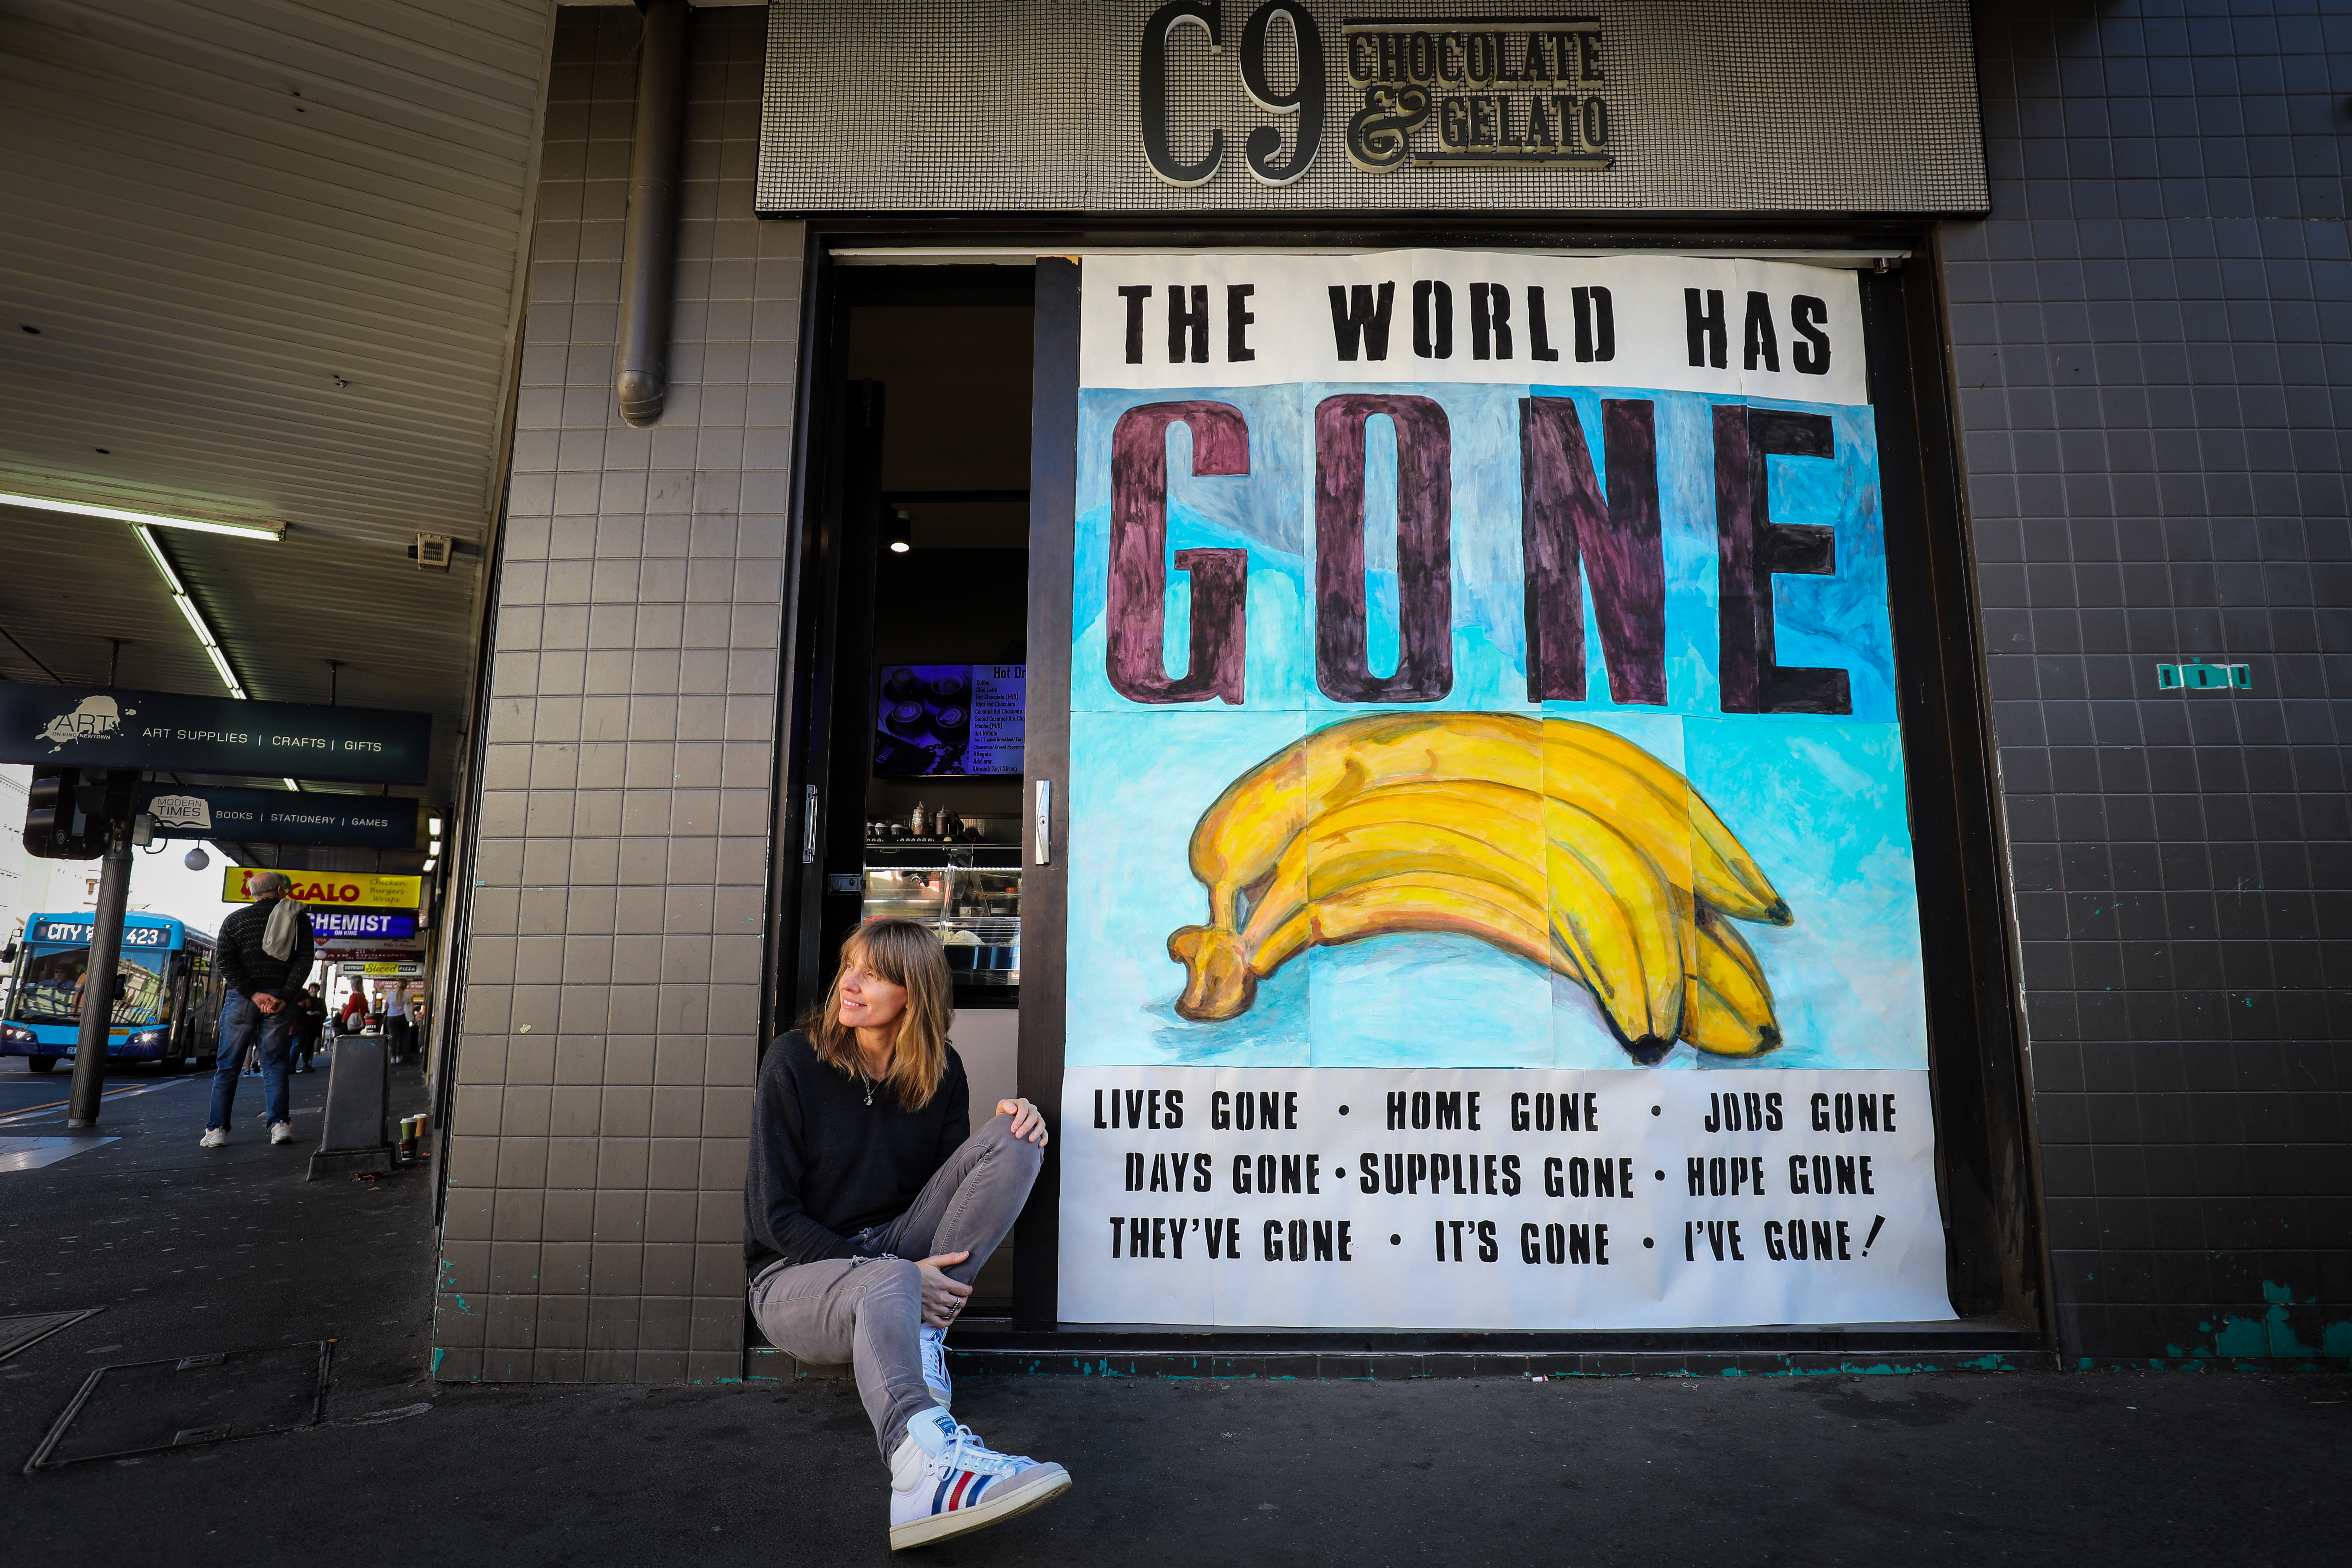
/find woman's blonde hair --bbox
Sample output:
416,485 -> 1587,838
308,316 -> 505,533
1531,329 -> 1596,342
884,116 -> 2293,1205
799,917 -> 953,1110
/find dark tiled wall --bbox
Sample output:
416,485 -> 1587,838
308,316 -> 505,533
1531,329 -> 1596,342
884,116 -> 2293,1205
1944,0 -> 2351,1361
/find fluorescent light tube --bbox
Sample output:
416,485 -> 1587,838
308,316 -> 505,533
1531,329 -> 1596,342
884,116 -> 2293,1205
133,524 -> 249,700
2,489 -> 282,541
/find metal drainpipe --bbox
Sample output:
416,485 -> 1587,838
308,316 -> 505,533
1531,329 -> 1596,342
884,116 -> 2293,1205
615,0 -> 689,427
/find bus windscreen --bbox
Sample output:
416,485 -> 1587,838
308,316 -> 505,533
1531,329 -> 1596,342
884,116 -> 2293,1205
9,946 -> 169,1028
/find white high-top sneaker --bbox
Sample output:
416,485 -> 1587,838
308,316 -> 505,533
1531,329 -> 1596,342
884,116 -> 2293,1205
887,1407 -> 1069,1551
918,1325 -> 952,1409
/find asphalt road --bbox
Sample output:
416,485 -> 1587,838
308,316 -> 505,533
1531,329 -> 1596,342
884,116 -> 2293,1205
0,1055 -> 177,1121
1,1054 -> 2345,1568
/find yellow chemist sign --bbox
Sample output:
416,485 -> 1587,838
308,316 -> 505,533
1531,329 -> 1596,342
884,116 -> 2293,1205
223,867 -> 422,910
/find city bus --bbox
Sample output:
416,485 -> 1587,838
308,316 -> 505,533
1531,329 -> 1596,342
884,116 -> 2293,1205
1,912 -> 225,1072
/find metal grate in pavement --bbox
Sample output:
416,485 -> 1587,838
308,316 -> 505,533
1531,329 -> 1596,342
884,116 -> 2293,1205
23,1340 -> 334,1472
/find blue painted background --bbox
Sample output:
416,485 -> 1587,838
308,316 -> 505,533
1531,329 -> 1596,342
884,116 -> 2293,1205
1065,381 -> 1926,1072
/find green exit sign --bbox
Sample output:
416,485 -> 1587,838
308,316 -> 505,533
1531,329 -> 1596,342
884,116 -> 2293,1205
2156,661 -> 2251,692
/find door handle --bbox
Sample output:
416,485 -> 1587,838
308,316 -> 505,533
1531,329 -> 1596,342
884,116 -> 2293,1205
801,784 -> 819,864
1033,779 -> 1052,866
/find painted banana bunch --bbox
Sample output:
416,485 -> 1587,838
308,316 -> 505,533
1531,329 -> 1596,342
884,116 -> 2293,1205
1164,712 -> 1792,1064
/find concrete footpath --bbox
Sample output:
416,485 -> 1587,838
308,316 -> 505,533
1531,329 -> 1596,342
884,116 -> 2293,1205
1,1057 -> 2345,1568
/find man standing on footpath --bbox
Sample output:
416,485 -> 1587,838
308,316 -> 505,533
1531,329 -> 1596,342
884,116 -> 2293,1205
202,871 -> 315,1148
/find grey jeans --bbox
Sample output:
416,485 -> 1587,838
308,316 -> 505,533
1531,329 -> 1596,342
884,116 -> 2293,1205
748,1112 -> 1042,1462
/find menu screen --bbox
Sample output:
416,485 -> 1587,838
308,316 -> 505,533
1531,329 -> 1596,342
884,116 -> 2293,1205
873,664 -> 1026,777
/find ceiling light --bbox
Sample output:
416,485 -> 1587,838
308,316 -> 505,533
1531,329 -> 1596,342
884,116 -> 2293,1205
3,489 -> 282,541
429,816 -> 444,835
133,525 -> 249,700
885,507 -> 912,554
429,839 -> 444,854
421,858 -> 437,872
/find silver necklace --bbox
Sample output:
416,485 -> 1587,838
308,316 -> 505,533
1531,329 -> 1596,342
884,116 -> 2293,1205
857,1066 -> 878,1106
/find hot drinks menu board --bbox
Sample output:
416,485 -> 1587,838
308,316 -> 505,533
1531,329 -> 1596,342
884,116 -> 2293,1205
874,664 -> 1026,777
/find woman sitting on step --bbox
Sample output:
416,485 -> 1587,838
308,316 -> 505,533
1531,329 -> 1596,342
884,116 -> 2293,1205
744,916 -> 1067,1551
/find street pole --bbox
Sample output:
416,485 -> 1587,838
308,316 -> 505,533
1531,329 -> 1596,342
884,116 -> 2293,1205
66,820 -> 133,1130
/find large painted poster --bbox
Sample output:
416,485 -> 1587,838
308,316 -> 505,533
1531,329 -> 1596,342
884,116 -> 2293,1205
1058,251 -> 1951,1329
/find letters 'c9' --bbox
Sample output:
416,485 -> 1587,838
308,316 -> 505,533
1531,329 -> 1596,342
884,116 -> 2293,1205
1239,3 -> 1325,186
1143,2 -> 1328,189
1140,2 -> 1224,188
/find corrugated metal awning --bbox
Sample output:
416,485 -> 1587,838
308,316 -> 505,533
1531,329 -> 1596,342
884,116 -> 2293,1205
0,0 -> 561,820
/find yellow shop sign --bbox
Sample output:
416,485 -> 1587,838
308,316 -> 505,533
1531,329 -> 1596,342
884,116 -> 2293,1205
223,867 -> 422,909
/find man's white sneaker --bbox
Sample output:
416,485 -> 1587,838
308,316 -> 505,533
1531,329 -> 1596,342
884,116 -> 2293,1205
199,1128 -> 227,1149
887,1407 -> 1068,1551
268,1120 -> 295,1145
918,1325 -> 952,1409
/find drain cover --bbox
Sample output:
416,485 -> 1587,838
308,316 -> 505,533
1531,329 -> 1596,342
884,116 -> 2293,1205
23,1340 -> 333,1471
0,1309 -> 102,1364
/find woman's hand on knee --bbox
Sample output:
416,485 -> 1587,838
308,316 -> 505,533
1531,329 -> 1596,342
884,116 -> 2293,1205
996,1098 -> 1049,1146
916,1252 -> 973,1328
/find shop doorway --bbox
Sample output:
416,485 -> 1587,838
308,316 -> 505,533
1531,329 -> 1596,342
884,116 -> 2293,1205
778,242 -> 2041,1349
783,263 -> 1037,1314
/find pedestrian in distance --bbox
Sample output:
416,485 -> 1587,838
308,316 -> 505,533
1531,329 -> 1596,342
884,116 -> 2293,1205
289,982 -> 327,1073
745,918 -> 1067,1551
381,978 -> 412,1062
202,872 -> 314,1148
337,980 -> 369,1036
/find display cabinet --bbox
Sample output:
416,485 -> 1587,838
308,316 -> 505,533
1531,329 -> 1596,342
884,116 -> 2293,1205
860,845 -> 1020,997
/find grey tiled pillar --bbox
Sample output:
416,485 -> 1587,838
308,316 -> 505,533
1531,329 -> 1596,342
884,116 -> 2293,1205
434,7 -> 799,1384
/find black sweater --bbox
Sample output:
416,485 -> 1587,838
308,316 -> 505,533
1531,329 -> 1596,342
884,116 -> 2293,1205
215,897 -> 316,1003
744,1031 -> 970,1275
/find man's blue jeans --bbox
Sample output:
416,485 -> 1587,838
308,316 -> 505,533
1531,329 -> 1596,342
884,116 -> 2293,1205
209,992 -> 291,1131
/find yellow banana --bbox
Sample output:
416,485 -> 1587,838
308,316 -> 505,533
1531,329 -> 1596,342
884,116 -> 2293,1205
1679,907 -> 1781,1057
1187,711 -> 1787,929
1284,780 -> 1545,909
1545,799 -> 1684,1059
1296,872 -> 1699,1068
1281,874 -> 1555,980
1544,723 -> 1789,925
1681,983 -> 1772,1056
1168,924 -> 1260,1022
1169,872 -> 1555,1022
1172,782 -> 1546,1022
1188,712 -> 1542,928
1167,709 -> 1790,1066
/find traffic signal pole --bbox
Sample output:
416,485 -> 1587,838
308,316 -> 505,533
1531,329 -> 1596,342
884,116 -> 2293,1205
66,820 -> 133,1130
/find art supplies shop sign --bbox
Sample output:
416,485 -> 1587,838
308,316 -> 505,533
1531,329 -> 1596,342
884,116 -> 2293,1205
0,681 -> 429,783
1058,251 -> 1950,1330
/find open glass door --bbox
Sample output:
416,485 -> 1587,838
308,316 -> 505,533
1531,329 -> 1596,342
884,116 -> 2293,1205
1011,258 -> 1077,1324
787,263 -> 1041,1317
